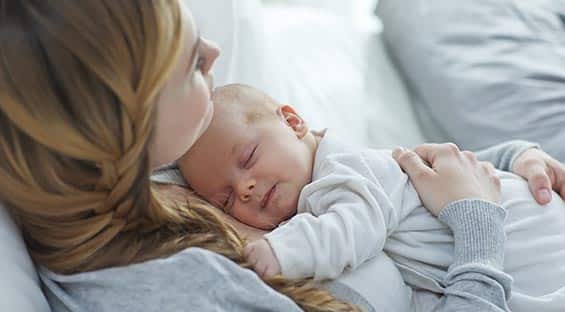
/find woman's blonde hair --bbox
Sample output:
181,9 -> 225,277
0,1 -> 358,311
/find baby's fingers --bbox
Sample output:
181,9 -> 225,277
243,243 -> 254,258
243,243 -> 259,265
264,258 -> 281,278
254,259 -> 268,277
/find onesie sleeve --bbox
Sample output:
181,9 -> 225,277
265,166 -> 398,280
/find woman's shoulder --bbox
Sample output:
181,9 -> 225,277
40,248 -> 301,311
41,248 -> 228,282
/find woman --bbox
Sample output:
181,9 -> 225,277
0,1 -> 563,311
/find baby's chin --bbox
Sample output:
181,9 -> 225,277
253,207 -> 297,231
276,204 -> 298,225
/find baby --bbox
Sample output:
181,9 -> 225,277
178,84 -> 565,310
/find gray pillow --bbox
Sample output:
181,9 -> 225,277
376,0 -> 565,161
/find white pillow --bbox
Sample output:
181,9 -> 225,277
230,5 -> 426,149
186,0 -> 426,148
0,203 -> 50,311
184,0 -> 274,86
183,0 -> 237,86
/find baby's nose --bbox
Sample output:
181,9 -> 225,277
236,177 -> 256,202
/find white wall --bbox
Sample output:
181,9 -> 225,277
261,0 -> 379,31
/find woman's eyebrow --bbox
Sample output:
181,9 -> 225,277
186,32 -> 202,75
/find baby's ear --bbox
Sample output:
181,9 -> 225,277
277,105 -> 309,138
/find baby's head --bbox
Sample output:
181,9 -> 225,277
178,84 -> 317,230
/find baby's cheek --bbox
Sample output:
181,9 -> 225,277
252,212 -> 279,231
231,206 -> 260,228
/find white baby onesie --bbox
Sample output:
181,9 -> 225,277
265,130 -> 565,312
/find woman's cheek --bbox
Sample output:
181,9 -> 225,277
183,86 -> 203,123
190,78 -> 211,119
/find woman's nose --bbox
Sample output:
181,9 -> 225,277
235,177 -> 256,202
207,39 -> 220,63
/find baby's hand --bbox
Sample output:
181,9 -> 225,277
244,239 -> 281,278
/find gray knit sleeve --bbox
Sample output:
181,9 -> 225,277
476,140 -> 539,171
435,199 -> 512,311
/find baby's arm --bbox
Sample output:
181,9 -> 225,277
263,175 -> 396,280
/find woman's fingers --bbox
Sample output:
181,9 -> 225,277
412,143 -> 461,168
392,147 -> 435,181
547,158 -> 565,201
394,143 -> 502,216
481,161 -> 495,176
463,150 -> 478,164
512,149 -> 558,205
481,161 -> 501,191
528,163 -> 553,205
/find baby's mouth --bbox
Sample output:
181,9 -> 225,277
261,184 -> 277,209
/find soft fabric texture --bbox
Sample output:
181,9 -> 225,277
0,203 -> 50,312
377,0 -> 565,160
40,248 -> 303,312
39,138 -> 544,311
435,201 -> 511,311
266,130 -> 565,311
38,199 -> 511,312
151,138 -> 532,311
152,164 -> 414,312
231,5 -> 426,149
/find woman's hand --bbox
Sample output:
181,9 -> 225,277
512,148 -> 565,205
392,143 -> 501,216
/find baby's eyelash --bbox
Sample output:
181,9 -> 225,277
244,145 -> 257,168
196,57 -> 205,71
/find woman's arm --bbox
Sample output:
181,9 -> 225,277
475,140 -> 565,205
41,247 -> 303,312
477,140 -> 539,171
393,144 -> 511,311
475,140 -> 538,172
435,200 -> 511,311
